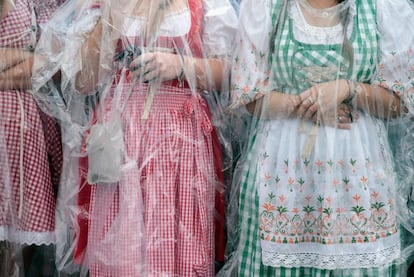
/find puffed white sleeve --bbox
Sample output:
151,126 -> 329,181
228,0 -> 276,109
374,0 -> 414,114
202,0 -> 238,58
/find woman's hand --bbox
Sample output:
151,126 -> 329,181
0,48 -> 31,72
297,79 -> 351,120
310,103 -> 359,129
129,51 -> 181,83
295,79 -> 359,129
0,50 -> 34,90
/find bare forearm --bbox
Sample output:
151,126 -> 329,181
352,82 -> 403,118
182,56 -> 229,91
246,91 -> 301,118
0,57 -> 34,90
0,48 -> 32,72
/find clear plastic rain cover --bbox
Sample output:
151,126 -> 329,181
217,0 -> 414,276
1,0 -> 63,276
32,0 -> 237,276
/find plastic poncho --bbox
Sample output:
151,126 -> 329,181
1,0 -> 63,276
218,0 -> 414,276
32,0 -> 237,276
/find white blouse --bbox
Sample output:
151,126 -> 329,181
121,0 -> 238,57
230,0 -> 414,112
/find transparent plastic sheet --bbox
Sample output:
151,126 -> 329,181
218,0 -> 414,276
229,0 -> 240,14
0,117 -> 21,277
1,0 -> 64,276
32,0 -> 237,276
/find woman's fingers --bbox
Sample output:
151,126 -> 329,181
311,106 -> 358,129
128,52 -> 178,82
337,106 -> 359,123
303,101 -> 319,119
129,53 -> 156,81
297,89 -> 316,117
313,115 -> 352,130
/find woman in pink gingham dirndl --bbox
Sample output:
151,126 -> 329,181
0,0 -> 62,249
60,0 -> 239,276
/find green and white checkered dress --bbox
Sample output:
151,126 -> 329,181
231,0 -> 411,276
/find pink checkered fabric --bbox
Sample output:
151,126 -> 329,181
0,0 -> 60,48
32,0 -> 62,25
0,0 -> 34,49
0,0 -> 63,244
83,84 -> 216,276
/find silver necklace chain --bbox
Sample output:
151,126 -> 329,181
298,0 -> 341,19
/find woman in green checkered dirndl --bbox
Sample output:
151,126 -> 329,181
221,0 -> 414,276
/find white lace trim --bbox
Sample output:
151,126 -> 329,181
289,0 -> 355,45
262,233 -> 401,269
0,227 -> 55,246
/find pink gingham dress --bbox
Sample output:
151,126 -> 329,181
74,0 -> 225,276
0,0 -> 62,245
